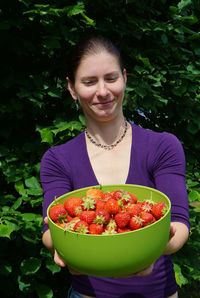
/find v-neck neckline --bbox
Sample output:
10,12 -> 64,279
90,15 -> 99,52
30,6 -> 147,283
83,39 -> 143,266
81,123 -> 134,186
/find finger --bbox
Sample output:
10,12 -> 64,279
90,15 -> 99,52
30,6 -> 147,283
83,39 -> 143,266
169,224 -> 176,240
54,250 -> 66,267
44,216 -> 48,225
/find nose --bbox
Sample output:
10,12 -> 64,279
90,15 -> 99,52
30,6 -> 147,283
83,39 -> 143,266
96,80 -> 108,98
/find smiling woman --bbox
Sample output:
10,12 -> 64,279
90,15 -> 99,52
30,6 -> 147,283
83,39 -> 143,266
41,36 -> 189,298
67,51 -> 127,126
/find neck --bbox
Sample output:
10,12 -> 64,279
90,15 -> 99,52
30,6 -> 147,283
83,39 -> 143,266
85,116 -> 127,147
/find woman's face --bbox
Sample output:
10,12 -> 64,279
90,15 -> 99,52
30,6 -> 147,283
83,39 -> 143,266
67,51 -> 127,123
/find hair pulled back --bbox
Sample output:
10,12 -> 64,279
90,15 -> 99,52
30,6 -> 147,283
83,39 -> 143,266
67,36 -> 124,84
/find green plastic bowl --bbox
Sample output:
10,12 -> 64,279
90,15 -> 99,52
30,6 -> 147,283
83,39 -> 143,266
47,184 -> 171,278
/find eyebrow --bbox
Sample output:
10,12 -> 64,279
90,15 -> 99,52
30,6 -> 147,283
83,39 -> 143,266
81,71 -> 119,81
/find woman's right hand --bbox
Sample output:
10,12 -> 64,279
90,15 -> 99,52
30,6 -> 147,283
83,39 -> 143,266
43,217 -> 81,274
43,217 -> 66,267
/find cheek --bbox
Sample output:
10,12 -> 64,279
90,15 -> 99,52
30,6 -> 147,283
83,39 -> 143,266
76,87 -> 94,103
111,82 -> 126,97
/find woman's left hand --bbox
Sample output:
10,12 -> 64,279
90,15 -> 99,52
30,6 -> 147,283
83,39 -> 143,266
163,222 -> 189,255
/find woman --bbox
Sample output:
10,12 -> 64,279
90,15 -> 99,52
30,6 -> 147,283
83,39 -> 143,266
41,36 -> 189,298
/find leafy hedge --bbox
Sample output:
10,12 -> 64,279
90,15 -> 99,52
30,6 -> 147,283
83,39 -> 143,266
0,0 -> 200,297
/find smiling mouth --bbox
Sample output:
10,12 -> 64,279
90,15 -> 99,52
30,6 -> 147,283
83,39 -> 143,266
94,100 -> 114,106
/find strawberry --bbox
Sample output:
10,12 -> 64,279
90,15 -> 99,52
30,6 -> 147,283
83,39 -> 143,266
55,222 -> 64,228
82,197 -> 96,210
152,202 -> 168,220
124,203 -> 142,217
74,220 -> 89,234
129,215 -> 144,230
86,188 -> 103,199
114,212 -> 131,228
80,210 -> 96,224
89,223 -> 104,235
94,210 -> 110,225
128,192 -> 138,204
64,197 -> 83,217
120,192 -> 137,206
140,211 -> 155,227
105,219 -> 118,232
96,200 -> 105,211
63,217 -> 80,231
104,198 -> 120,215
117,227 -> 131,233
101,192 -> 113,202
49,204 -> 67,222
141,200 -> 154,213
112,190 -> 124,200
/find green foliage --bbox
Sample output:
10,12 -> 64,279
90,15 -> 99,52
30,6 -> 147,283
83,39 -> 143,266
0,0 -> 200,296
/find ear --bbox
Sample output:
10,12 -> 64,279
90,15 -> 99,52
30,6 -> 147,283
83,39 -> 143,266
123,69 -> 127,85
66,77 -> 78,100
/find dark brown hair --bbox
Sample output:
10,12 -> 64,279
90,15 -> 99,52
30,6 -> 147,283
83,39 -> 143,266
67,36 -> 124,84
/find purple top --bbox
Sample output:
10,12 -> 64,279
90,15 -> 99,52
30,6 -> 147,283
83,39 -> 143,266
40,123 -> 189,298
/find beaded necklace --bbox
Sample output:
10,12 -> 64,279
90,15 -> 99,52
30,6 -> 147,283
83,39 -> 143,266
85,121 -> 128,150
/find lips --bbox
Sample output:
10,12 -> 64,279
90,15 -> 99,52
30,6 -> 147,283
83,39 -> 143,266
94,100 -> 114,107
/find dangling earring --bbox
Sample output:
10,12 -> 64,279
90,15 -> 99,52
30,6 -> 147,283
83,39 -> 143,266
75,100 -> 79,111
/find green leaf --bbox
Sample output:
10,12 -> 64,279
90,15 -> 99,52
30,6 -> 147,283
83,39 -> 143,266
81,13 -> 95,26
67,3 -> 85,17
25,176 -> 41,189
20,213 -> 38,221
0,264 -> 12,276
35,283 -> 53,298
46,258 -> 61,274
0,224 -> 14,238
20,257 -> 42,275
189,190 -> 200,202
79,114 -> 86,126
161,34 -> 168,44
18,275 -> 32,292
11,197 -> 23,210
40,128 -> 54,144
178,0 -> 192,10
173,263 -> 188,287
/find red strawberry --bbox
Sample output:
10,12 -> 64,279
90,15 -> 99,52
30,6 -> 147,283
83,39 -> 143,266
112,190 -> 124,200
104,198 -> 120,215
64,217 -> 80,232
129,215 -> 144,230
117,227 -> 131,233
55,222 -> 64,228
80,210 -> 96,224
89,223 -> 104,235
64,197 -> 83,217
81,197 -> 96,210
124,203 -> 142,217
140,211 -> 155,227
96,200 -> 105,211
74,220 -> 89,234
49,204 -> 67,222
114,212 -> 131,228
128,192 -> 138,204
141,200 -> 154,213
105,219 -> 118,232
152,202 -> 168,220
86,188 -> 103,199
101,192 -> 113,202
94,210 -> 110,225
120,192 -> 137,206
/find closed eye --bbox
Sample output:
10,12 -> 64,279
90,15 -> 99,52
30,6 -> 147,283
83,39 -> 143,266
106,77 -> 118,82
82,80 -> 96,86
